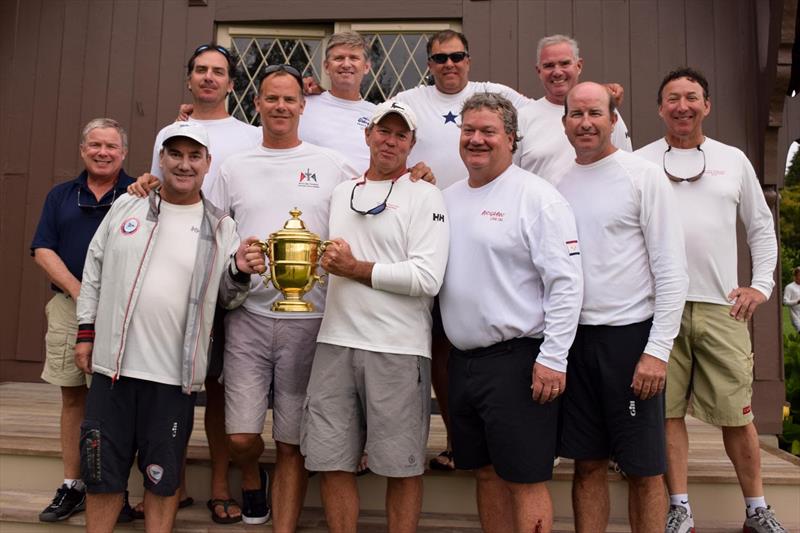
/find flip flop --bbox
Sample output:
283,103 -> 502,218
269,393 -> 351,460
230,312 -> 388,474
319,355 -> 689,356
207,498 -> 243,524
428,450 -> 455,471
131,496 -> 194,520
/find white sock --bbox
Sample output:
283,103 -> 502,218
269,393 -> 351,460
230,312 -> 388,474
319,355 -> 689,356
64,478 -> 85,492
670,494 -> 692,515
745,496 -> 767,517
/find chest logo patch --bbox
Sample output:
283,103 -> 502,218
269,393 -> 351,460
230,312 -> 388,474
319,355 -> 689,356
120,217 -> 140,235
357,116 -> 370,129
299,168 -> 320,188
480,209 -> 505,222
566,240 -> 580,256
443,111 -> 458,124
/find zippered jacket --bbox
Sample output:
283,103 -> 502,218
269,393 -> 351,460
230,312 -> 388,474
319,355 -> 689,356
77,191 -> 250,393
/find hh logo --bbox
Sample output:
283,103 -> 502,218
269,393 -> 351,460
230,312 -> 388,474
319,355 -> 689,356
299,168 -> 320,188
432,213 -> 445,222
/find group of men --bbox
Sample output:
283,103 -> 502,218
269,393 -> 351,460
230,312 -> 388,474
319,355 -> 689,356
30,27 -> 786,533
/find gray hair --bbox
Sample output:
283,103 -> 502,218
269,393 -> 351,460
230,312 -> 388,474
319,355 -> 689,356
460,92 -> 520,153
80,118 -> 128,150
536,34 -> 580,64
325,31 -> 369,62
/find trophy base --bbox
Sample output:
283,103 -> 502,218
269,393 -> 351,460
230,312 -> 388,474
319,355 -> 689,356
272,299 -> 315,312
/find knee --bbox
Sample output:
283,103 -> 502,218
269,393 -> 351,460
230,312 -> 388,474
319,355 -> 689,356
275,441 -> 301,460
475,465 -> 500,483
627,474 -> 663,491
574,460 -> 607,481
227,433 -> 260,455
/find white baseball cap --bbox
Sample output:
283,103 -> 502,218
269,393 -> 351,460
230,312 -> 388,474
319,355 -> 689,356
370,100 -> 418,131
161,121 -> 210,149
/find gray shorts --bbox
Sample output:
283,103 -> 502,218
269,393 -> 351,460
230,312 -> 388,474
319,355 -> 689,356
300,343 -> 431,478
223,307 -> 320,444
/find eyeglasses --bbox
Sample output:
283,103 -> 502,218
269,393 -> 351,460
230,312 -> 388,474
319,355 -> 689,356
77,187 -> 116,209
663,145 -> 706,183
428,51 -> 469,64
191,44 -> 232,60
262,64 -> 304,88
350,178 -> 396,216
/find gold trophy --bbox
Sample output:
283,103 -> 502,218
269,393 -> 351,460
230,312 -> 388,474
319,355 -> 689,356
256,208 -> 330,312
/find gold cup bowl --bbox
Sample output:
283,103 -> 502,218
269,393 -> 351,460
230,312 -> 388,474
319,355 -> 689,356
256,208 -> 330,312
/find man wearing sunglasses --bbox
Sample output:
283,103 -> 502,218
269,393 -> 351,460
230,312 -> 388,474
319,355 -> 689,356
301,100 -> 448,533
207,64 -> 360,531
636,68 -> 784,533
30,118 -> 135,524
515,34 -> 632,186
557,82 -> 688,533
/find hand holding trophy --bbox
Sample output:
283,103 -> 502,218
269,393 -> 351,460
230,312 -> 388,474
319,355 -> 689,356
256,208 -> 332,312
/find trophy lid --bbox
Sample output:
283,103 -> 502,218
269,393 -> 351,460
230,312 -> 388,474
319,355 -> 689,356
269,208 -> 321,242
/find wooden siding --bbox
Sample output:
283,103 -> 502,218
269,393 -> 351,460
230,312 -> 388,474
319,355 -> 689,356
0,0 -> 789,432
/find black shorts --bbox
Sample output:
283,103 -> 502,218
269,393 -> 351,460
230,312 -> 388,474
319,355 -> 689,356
80,374 -> 197,496
559,319 -> 666,477
448,337 -> 558,483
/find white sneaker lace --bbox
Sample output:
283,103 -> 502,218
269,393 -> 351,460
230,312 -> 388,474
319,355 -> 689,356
665,506 -> 689,533
751,507 -> 786,533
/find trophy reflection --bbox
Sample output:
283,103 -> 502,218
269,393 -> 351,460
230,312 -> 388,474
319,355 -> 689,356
256,208 -> 330,312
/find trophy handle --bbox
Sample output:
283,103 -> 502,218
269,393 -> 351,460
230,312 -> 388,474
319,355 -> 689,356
255,239 -> 271,287
315,240 -> 335,286
319,240 -> 335,254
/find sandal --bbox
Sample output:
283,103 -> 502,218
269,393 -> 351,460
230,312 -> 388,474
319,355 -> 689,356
207,498 -> 243,524
428,450 -> 455,471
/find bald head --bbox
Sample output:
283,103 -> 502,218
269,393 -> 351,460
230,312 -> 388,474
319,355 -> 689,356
562,82 -> 618,164
564,82 -> 616,117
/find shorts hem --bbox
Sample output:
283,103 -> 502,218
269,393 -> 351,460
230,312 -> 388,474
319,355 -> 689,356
225,425 -> 266,436
690,409 -> 754,428
41,371 -> 88,388
85,486 -> 127,495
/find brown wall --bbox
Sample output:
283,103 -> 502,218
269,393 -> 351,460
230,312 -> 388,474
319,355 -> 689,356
0,0 -> 789,432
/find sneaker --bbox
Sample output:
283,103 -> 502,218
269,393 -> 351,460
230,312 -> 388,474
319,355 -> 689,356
117,490 -> 135,523
665,504 -> 694,533
743,506 -> 787,533
38,483 -> 86,522
241,468 -> 271,525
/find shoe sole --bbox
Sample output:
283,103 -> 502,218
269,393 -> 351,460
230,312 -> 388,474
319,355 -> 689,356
242,511 -> 270,525
39,502 -> 85,522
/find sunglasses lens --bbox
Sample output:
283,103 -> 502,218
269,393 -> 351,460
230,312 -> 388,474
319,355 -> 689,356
430,52 -> 467,64
430,54 -> 448,64
450,52 -> 467,62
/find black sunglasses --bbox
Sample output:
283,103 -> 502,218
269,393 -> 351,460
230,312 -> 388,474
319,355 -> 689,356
663,145 -> 706,183
262,64 -> 304,89
192,44 -> 232,59
428,51 -> 469,64
77,187 -> 116,210
350,179 -> 396,216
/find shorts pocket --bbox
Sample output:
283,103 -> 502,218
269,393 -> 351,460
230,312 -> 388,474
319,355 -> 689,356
80,419 -> 103,484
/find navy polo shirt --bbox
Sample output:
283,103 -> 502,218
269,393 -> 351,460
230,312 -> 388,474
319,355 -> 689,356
30,170 -> 135,292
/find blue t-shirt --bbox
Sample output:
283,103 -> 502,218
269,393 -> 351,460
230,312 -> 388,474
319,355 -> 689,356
30,170 -> 135,291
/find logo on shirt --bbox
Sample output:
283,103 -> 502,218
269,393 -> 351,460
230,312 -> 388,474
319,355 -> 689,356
480,209 -> 505,222
146,464 -> 164,484
443,111 -> 458,124
566,240 -> 580,256
433,213 -> 445,222
298,168 -> 320,188
120,217 -> 140,235
190,226 -> 200,233
357,116 -> 370,129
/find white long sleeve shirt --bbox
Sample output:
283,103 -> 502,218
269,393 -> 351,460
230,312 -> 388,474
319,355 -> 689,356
395,82 -> 530,190
440,165 -> 583,372
635,137 -> 777,304
558,150 -> 689,361
783,282 -> 800,328
317,174 -> 449,357
515,97 -> 632,185
209,142 -> 358,319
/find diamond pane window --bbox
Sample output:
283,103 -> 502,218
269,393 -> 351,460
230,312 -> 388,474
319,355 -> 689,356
360,33 -> 431,104
227,35 -> 324,125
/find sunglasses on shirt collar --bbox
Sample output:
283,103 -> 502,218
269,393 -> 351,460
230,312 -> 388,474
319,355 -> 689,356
663,145 -> 706,183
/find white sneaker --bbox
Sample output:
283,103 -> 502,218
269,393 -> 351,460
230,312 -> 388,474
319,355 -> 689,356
743,506 -> 787,533
665,504 -> 694,533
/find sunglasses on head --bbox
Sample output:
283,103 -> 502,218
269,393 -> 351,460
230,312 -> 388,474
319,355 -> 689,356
192,44 -> 232,59
262,64 -> 304,88
428,51 -> 469,64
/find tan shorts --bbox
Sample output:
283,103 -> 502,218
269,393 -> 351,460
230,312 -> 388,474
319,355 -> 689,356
666,302 -> 754,427
301,343 -> 431,478
41,293 -> 88,388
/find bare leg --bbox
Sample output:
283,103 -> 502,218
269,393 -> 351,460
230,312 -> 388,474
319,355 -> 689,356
386,476 -> 423,533
272,441 -> 308,533
143,490 -> 180,533
431,332 -> 452,454
85,493 -> 123,533
60,386 -> 87,479
205,378 -> 239,519
507,480 -> 553,533
475,465 -> 514,533
573,459 -> 609,533
628,474 -> 666,532
665,417 -> 689,494
320,471 -> 359,533
722,423 -> 763,497
228,433 -> 264,490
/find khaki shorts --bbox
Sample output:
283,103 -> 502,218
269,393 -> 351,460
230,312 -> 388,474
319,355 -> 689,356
667,302 -> 754,427
301,343 -> 431,478
223,307 -> 321,443
41,293 -> 88,388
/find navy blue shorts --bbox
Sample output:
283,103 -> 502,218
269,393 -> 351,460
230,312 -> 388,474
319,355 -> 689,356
559,319 -> 666,477
448,337 -> 558,483
80,374 -> 196,496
